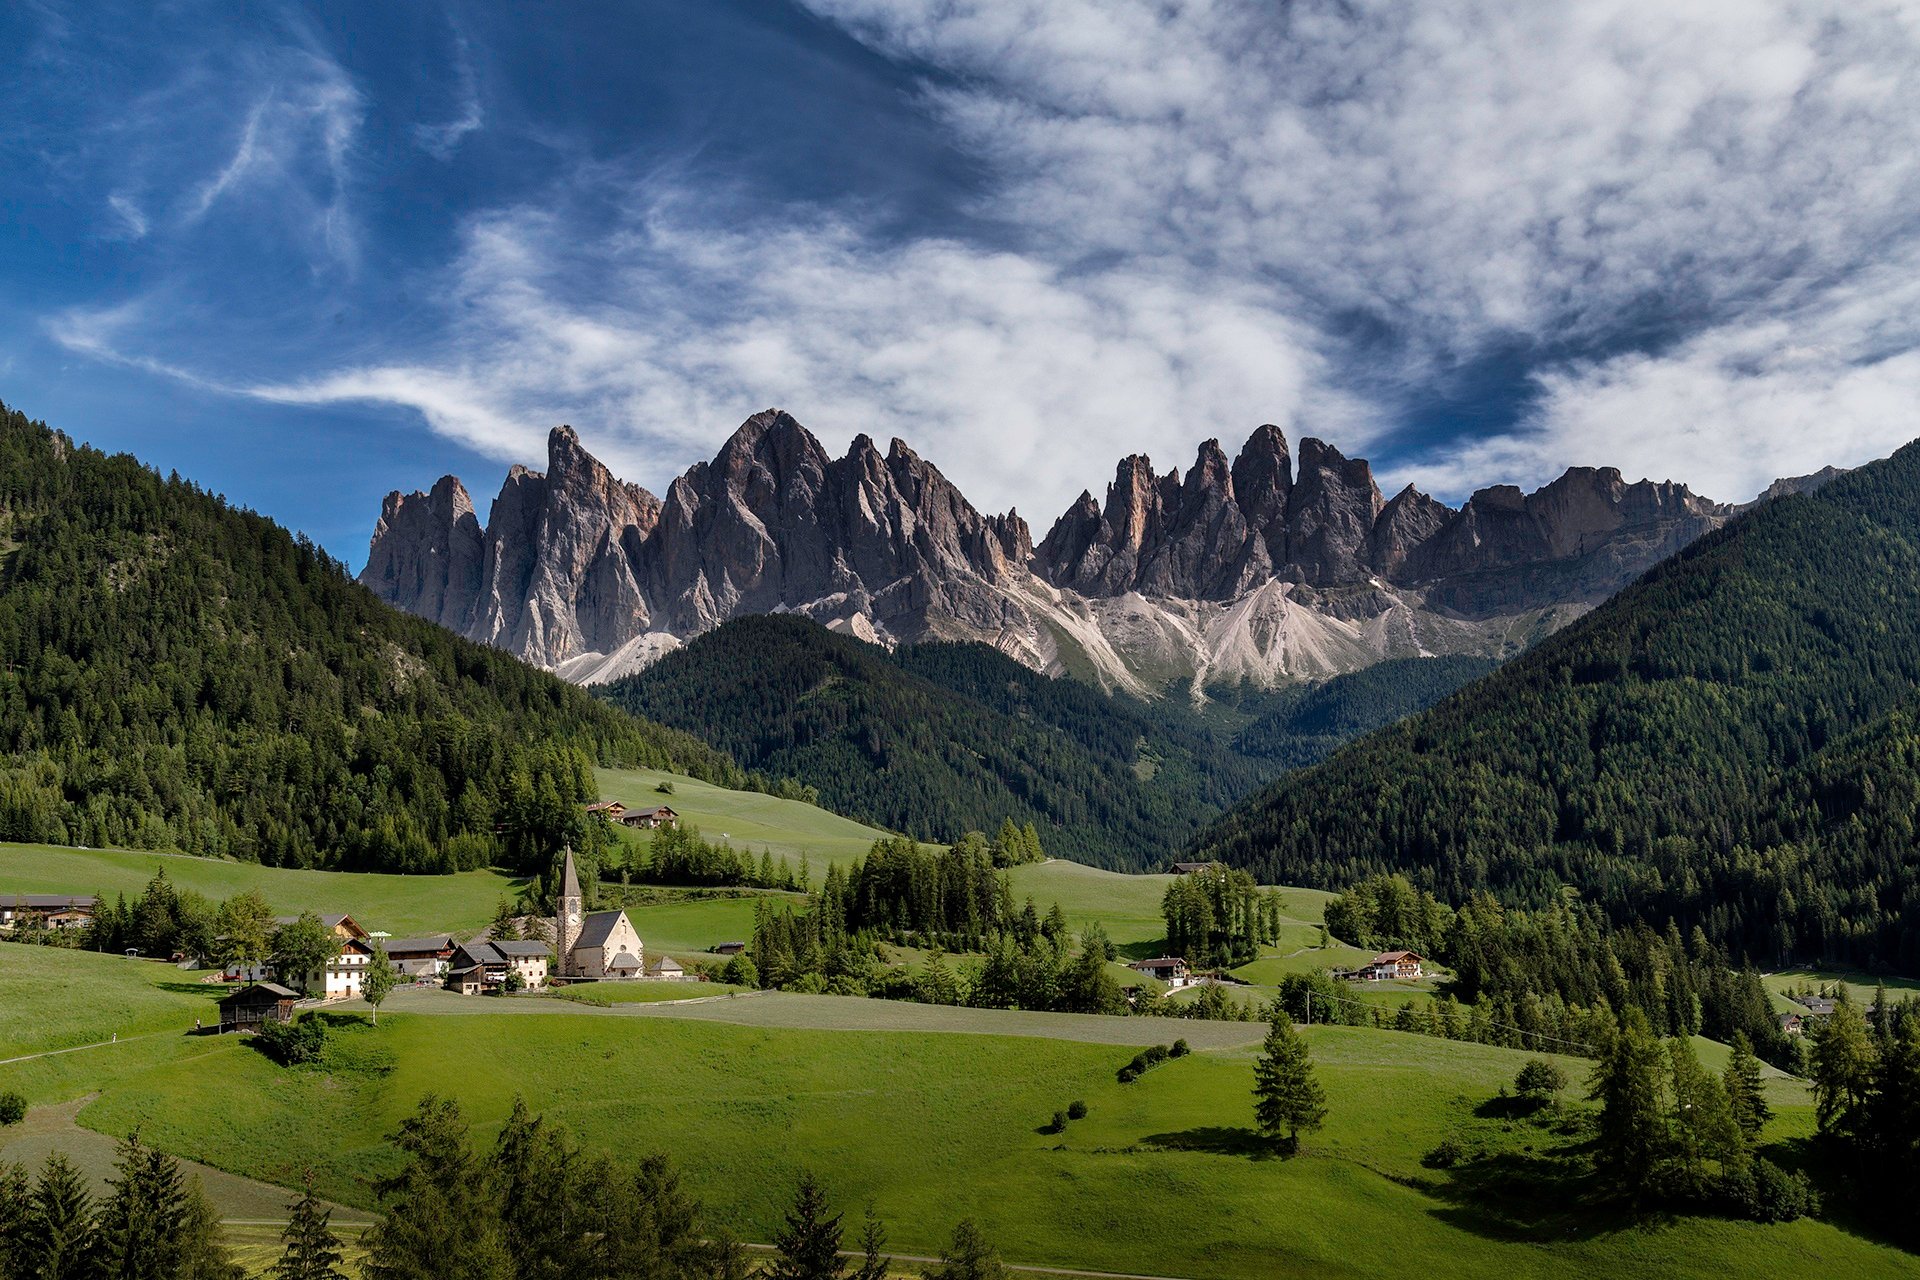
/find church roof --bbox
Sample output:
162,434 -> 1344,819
574,909 -> 630,949
493,940 -> 549,957
561,847 -> 582,900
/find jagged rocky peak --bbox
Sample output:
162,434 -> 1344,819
361,474 -> 484,631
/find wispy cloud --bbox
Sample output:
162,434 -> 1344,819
413,27 -> 483,161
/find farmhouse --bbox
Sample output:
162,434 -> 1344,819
553,847 -> 647,980
712,941 -> 749,956
1796,996 -> 1837,1018
273,913 -> 370,944
1362,950 -> 1425,981
0,893 -> 98,931
217,982 -> 300,1033
445,939 -> 551,994
1130,956 -> 1193,989
382,934 -> 456,978
1779,1013 -> 1805,1036
617,805 -> 679,830
1170,862 -> 1218,875
585,800 -> 628,819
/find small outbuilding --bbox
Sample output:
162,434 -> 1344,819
646,955 -> 686,981
218,982 -> 300,1034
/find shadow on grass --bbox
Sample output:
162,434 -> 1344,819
1137,1127 -> 1280,1158
1114,940 -> 1170,963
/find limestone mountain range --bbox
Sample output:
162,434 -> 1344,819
360,410 -> 1770,694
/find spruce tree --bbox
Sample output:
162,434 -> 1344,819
362,1096 -> 511,1280
273,1172 -> 348,1280
1724,1031 -> 1772,1141
765,1171 -> 846,1280
1252,1016 -> 1327,1153
0,1160 -> 32,1280
1667,1037 -> 1742,1198
851,1204 -> 890,1280
31,1153 -> 99,1280
1587,1009 -> 1668,1199
98,1131 -> 189,1280
1812,995 -> 1877,1136
177,1181 -> 243,1280
1865,1021 -> 1920,1213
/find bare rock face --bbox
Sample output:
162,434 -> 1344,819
363,409 -> 1743,692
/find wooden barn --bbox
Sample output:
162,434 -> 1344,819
218,982 -> 300,1034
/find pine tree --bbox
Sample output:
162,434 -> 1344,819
273,1172 -> 348,1280
851,1203 -> 890,1280
0,1160 -> 32,1280
1865,1020 -> 1920,1214
362,1097 -> 511,1280
98,1131 -> 189,1280
31,1153 -> 99,1280
1667,1036 -> 1742,1198
490,898 -> 521,942
1252,1017 -> 1327,1153
363,945 -> 399,1026
765,1171 -> 846,1280
1724,1031 -> 1772,1141
1812,995 -> 1877,1137
177,1181 -> 243,1280
1587,1009 -> 1668,1199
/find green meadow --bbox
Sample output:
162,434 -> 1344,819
0,842 -> 522,936
593,765 -> 909,870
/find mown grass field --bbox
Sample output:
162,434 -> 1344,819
593,765 -> 909,872
33,1002 -> 1899,1280
550,981 -> 748,1005
0,843 -> 522,936
1764,967 -> 1920,1010
617,891 -> 797,957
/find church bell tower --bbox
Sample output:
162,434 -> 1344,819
556,845 -> 583,977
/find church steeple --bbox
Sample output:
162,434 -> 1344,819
556,845 -> 583,977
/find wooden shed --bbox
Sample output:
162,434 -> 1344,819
218,982 -> 300,1033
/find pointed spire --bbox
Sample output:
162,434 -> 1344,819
561,844 -> 581,900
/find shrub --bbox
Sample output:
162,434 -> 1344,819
1514,1058 -> 1567,1105
1067,1100 -> 1088,1121
1724,1158 -> 1819,1223
0,1091 -> 25,1125
1169,1039 -> 1190,1058
253,1015 -> 329,1066
1144,1044 -> 1170,1065
656,781 -> 675,794
1044,1110 -> 1068,1134
1423,1136 -> 1466,1169
1117,1067 -> 1139,1084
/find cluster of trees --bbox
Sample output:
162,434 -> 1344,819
356,1094 -> 1014,1280
0,403 -> 740,875
1316,874 -> 1788,1064
599,613 -> 1273,869
623,821 -> 807,891
1804,991 -> 1920,1240
0,1133 -> 243,1279
1584,1011 -> 1816,1221
1192,442 -> 1920,974
1161,866 -> 1289,967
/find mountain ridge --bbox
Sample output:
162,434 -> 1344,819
363,410 -> 1771,693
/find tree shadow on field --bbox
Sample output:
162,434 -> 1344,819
1138,1127 -> 1279,1159
1115,939 -> 1170,963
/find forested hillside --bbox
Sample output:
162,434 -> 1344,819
0,403 -> 739,873
1191,436 -> 1920,972
1228,655 -> 1497,765
597,614 -> 1273,869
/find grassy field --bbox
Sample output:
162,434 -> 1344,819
30,1002 -> 1897,1280
1764,967 -> 1920,1010
616,891 -> 799,958
594,766 -> 908,874
0,843 -> 522,936
549,981 -> 748,1005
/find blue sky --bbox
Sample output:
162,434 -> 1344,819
6,1 -> 1920,566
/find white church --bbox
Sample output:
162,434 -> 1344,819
554,847 -> 681,980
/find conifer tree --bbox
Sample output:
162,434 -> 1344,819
1724,1031 -> 1772,1140
362,1096 -> 511,1280
31,1153 -> 99,1280
1812,995 -> 1877,1136
1587,1009 -> 1668,1199
765,1171 -> 846,1280
177,1181 -> 243,1280
98,1131 -> 189,1280
1667,1036 -> 1742,1198
272,1172 -> 348,1280
1252,1016 -> 1327,1153
490,899 -> 521,943
851,1204 -> 890,1280
0,1160 -> 32,1280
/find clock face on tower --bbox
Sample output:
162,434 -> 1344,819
567,911 -> 580,927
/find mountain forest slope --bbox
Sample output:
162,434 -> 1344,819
0,403 -> 737,874
1191,435 -> 1920,971
596,614 -> 1491,868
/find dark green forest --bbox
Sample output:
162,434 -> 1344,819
1227,654 -> 1497,765
0,403 -> 739,873
598,614 -> 1275,869
1192,437 -> 1920,972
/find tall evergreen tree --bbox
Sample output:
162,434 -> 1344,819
1588,1009 -> 1668,1199
1812,995 -> 1877,1137
1666,1037 -> 1742,1199
30,1154 -> 99,1280
98,1131 -> 190,1280
765,1171 -> 846,1280
925,1221 -> 1010,1280
362,1097 -> 511,1280
851,1204 -> 890,1280
0,1160 -> 31,1280
176,1181 -> 243,1280
1252,1017 -> 1328,1153
1723,1031 -> 1772,1141
1865,1021 -> 1920,1215
272,1172 -> 348,1280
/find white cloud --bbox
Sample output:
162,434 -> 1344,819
105,193 -> 147,240
412,29 -> 483,161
